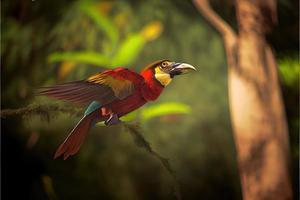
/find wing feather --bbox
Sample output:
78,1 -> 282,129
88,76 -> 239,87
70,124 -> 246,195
38,68 -> 142,106
38,81 -> 116,106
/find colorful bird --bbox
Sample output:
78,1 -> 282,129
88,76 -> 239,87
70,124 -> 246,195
39,60 -> 196,160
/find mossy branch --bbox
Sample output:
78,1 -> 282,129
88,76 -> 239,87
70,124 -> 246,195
1,104 -> 81,121
1,105 -> 182,200
123,123 -> 182,200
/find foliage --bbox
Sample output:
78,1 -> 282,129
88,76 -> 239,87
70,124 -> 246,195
141,102 -> 191,122
48,1 -> 163,79
48,51 -> 111,67
278,57 -> 300,88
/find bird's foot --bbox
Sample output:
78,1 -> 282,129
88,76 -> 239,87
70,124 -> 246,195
104,113 -> 122,126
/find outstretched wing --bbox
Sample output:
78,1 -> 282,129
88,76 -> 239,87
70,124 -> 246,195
38,67 -> 142,106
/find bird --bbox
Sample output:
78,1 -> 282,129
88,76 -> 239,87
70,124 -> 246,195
39,59 -> 196,160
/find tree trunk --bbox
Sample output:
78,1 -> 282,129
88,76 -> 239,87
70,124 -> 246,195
193,0 -> 293,200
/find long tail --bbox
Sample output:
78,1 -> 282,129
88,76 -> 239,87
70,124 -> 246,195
54,112 -> 96,160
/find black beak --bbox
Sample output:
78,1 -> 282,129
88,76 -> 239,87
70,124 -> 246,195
169,62 -> 196,77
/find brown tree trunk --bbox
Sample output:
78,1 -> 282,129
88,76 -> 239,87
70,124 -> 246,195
193,0 -> 293,200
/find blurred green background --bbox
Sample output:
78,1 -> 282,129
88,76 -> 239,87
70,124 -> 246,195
1,0 -> 299,200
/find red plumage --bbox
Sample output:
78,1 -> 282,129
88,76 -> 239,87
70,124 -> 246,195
40,64 -> 164,160
39,59 -> 196,159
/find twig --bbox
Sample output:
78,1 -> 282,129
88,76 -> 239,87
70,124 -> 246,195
123,123 -> 182,200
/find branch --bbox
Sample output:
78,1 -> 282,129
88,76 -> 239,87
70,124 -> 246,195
193,0 -> 236,39
1,105 -> 181,199
1,104 -> 81,120
193,0 -> 237,67
123,123 -> 182,200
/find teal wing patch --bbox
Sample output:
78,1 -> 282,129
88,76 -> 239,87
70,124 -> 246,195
84,101 -> 101,116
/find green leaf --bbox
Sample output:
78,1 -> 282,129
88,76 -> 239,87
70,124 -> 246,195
80,3 -> 118,47
141,102 -> 192,122
95,121 -> 106,126
278,57 -> 300,87
120,111 -> 137,121
48,51 -> 111,67
111,34 -> 145,66
96,111 -> 137,126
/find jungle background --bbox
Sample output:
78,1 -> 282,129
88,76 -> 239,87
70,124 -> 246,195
1,0 -> 299,200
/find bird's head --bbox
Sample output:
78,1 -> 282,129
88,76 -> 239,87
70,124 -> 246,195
141,59 -> 196,86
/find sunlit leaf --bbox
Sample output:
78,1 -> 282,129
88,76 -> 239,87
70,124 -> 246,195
110,21 -> 163,67
278,58 -> 299,87
141,102 -> 192,122
111,34 -> 145,66
140,21 -> 163,42
120,111 -> 138,121
48,51 -> 111,67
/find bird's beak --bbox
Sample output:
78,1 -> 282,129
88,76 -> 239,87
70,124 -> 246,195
169,62 -> 196,77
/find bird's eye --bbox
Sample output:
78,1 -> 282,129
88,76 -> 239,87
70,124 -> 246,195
161,62 -> 168,68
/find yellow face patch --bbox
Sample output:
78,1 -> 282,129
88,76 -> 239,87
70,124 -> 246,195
154,67 -> 172,86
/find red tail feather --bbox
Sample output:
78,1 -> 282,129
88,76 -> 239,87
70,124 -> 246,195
54,113 -> 96,160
